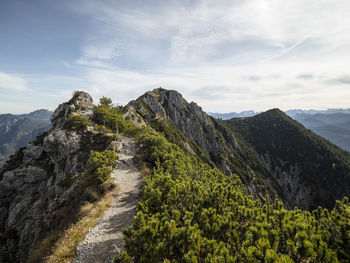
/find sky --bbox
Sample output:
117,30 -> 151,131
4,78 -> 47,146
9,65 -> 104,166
0,0 -> 350,114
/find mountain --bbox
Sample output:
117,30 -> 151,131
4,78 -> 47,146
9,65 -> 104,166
290,112 -> 350,151
0,109 -> 52,166
223,109 -> 350,210
1,90 -> 349,262
128,89 -> 281,202
286,108 -> 350,118
208,109 -> 350,151
128,89 -> 350,210
208,110 -> 259,119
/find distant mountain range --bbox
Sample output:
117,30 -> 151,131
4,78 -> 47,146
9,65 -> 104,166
209,109 -> 350,151
0,109 -> 52,166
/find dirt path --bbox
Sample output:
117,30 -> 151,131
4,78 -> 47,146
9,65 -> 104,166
72,137 -> 142,263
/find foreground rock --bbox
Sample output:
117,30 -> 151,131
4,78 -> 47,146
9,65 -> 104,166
0,92 -> 114,262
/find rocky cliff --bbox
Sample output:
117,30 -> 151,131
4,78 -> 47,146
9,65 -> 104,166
0,92 -> 114,263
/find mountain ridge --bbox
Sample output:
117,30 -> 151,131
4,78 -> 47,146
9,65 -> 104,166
0,90 -> 349,262
128,89 -> 350,210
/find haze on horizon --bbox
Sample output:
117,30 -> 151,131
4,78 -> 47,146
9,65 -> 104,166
1,0 -> 350,114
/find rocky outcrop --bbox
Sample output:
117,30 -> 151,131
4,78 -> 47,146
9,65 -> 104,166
129,89 -> 232,174
0,92 -> 114,263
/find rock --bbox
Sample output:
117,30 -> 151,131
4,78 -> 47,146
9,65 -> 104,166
51,91 -> 94,129
0,91 -> 114,262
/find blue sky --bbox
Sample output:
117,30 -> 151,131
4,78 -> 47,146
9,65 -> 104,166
1,0 -> 350,113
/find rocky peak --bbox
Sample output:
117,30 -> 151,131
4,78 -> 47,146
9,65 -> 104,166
51,91 -> 93,129
128,88 -> 231,172
128,88 -> 279,203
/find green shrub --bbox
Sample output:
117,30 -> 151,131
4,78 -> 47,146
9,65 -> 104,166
64,115 -> 91,131
93,102 -> 143,137
117,127 -> 349,262
96,125 -> 112,134
88,150 -> 118,183
100,96 -> 113,107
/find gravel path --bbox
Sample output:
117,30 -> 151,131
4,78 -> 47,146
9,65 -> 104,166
72,137 -> 142,263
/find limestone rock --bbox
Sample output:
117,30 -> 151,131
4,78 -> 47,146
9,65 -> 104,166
0,91 -> 113,262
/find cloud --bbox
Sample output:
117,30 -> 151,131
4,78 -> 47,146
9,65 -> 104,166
327,75 -> 350,85
298,74 -> 314,79
4,0 -> 350,113
0,72 -> 29,91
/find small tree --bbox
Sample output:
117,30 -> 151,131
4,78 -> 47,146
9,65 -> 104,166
100,96 -> 113,107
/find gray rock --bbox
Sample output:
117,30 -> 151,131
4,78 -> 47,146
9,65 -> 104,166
0,91 -> 113,262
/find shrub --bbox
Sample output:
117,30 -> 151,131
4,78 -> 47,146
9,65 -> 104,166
116,127 -> 350,262
64,115 -> 91,131
88,150 -> 118,183
100,96 -> 113,107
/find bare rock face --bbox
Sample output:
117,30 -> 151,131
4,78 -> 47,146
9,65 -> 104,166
0,91 -> 113,263
51,91 -> 94,129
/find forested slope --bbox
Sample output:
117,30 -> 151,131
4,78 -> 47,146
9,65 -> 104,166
223,109 -> 350,210
108,105 -> 350,262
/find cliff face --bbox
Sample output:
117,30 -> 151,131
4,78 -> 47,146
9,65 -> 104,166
0,92 -> 114,262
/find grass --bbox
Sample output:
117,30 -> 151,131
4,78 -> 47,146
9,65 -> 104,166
28,182 -> 119,263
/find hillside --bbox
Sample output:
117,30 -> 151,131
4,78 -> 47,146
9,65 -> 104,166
128,88 -> 281,203
0,109 -> 52,165
223,109 -> 350,210
129,89 -> 350,210
209,109 -> 350,151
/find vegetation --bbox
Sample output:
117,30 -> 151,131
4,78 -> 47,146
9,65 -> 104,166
88,150 -> 118,183
99,96 -> 113,107
222,109 -> 350,209
93,102 -> 141,137
87,97 -> 350,262
113,126 -> 350,262
64,115 -> 92,131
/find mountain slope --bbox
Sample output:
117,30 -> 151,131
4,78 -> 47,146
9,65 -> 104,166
1,90 -> 349,262
208,109 -> 350,151
128,88 -> 280,202
129,89 -> 350,210
223,109 -> 350,210
0,109 -> 52,165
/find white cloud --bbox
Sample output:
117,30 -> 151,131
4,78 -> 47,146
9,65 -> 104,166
4,0 -> 348,113
0,72 -> 29,91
